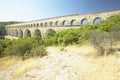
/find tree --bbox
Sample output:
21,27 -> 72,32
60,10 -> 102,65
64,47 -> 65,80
0,21 -> 20,35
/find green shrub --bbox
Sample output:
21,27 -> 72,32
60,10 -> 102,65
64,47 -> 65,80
3,37 -> 42,57
0,42 -> 4,57
30,46 -> 47,57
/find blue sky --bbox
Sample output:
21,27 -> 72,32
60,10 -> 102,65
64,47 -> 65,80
0,0 -> 120,21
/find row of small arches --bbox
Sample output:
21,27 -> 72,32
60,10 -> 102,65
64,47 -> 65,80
18,17 -> 102,27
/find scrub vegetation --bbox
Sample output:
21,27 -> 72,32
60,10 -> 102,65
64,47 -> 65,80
0,14 -> 120,59
43,14 -> 120,56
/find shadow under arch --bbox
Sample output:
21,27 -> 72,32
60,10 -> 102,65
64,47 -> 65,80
24,29 -> 31,37
34,29 -> 42,37
45,29 -> 56,37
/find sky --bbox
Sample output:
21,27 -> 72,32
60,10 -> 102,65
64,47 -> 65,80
0,0 -> 120,21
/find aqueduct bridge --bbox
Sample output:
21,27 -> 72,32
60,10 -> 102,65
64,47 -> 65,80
5,10 -> 120,38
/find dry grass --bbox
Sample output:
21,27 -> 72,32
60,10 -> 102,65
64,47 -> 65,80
0,56 -> 21,70
0,56 -> 41,79
11,58 -> 41,79
75,55 -> 119,80
47,45 -> 119,80
0,45 -> 119,80
62,44 -> 100,58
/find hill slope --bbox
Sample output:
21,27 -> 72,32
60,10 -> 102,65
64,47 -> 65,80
0,13 -> 120,80
0,46 -> 119,80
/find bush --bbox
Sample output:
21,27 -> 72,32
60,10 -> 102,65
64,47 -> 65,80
85,29 -> 120,56
3,37 -> 43,57
30,46 -> 47,57
0,43 -> 4,57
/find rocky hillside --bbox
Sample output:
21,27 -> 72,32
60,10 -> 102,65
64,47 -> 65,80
0,45 -> 119,80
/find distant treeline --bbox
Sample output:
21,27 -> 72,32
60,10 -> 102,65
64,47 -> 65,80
0,21 -> 21,35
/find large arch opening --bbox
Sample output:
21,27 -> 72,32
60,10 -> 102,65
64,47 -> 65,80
45,29 -> 56,37
93,17 -> 102,24
81,18 -> 88,25
71,19 -> 77,26
14,29 -> 18,37
18,29 -> 23,38
63,20 -> 68,26
24,29 -> 31,37
34,29 -> 42,37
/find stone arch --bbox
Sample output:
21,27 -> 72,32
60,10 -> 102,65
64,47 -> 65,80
55,21 -> 60,26
40,23 -> 43,27
18,29 -> 23,38
31,24 -> 33,27
81,18 -> 88,25
44,22 -> 47,26
34,29 -> 42,37
24,29 -> 31,37
93,17 -> 102,24
49,22 -> 53,26
63,20 -> 68,26
71,19 -> 77,26
45,29 -> 56,37
14,29 -> 18,37
34,23 -> 36,27
37,23 -> 39,27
